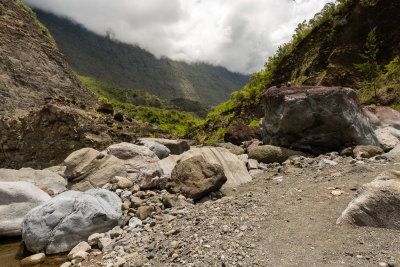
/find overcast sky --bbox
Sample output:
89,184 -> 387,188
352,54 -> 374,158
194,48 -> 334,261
23,0 -> 333,74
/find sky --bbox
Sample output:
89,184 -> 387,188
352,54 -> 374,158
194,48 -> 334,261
23,0 -> 334,74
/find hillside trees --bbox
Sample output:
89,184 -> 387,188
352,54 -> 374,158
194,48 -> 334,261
354,27 -> 381,98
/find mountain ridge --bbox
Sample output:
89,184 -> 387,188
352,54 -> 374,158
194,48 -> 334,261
33,9 -> 250,107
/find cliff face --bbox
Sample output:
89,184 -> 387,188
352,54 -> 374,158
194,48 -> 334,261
0,0 -> 97,116
272,0 -> 400,89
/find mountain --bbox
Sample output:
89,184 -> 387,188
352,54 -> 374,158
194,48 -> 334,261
189,0 -> 400,142
0,0 -> 97,116
32,9 -> 250,107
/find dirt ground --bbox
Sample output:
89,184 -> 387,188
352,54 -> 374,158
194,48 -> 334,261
215,160 -> 400,267
2,157 -> 400,267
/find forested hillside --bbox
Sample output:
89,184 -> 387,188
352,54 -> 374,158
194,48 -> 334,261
33,9 -> 249,107
189,0 -> 400,142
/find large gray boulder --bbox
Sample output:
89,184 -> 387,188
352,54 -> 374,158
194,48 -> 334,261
364,106 -> 400,152
135,140 -> 171,159
0,182 -> 51,236
165,155 -> 227,200
261,86 -> 379,154
137,138 -> 190,155
157,147 -> 252,190
63,148 -> 127,191
0,168 -> 67,193
248,145 -> 305,164
21,189 -> 121,254
337,170 -> 400,229
104,142 -> 160,186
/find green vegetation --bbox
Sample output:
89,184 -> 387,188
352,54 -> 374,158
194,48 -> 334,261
13,0 -> 56,46
79,75 -> 210,118
78,76 -> 204,137
354,27 -> 381,98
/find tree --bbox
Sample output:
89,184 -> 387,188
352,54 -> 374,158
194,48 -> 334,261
354,27 -> 382,98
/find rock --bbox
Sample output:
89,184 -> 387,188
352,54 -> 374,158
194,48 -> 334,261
98,237 -> 114,250
0,167 -> 67,193
364,106 -> 400,139
318,159 -> 338,166
224,123 -> 262,146
109,226 -> 123,238
113,112 -> 124,122
247,159 -> 259,170
374,128 -> 400,152
67,241 -> 91,261
129,217 -> 143,228
340,147 -> 354,157
137,138 -> 190,155
261,86 -> 379,154
59,262 -> 72,267
161,192 -> 188,209
63,148 -> 127,191
384,144 -> 400,161
353,145 -> 384,158
21,189 -> 122,254
244,139 -> 262,153
111,176 -> 133,189
88,233 -> 105,246
0,181 -> 51,236
19,253 -> 46,266
248,145 -> 305,164
157,147 -> 251,190
104,142 -> 161,186
212,143 -> 245,155
136,206 -> 155,220
135,140 -> 171,159
165,155 -> 227,201
337,170 -> 400,229
97,103 -> 114,114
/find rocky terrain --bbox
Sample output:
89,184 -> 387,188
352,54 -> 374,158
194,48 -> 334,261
0,0 -> 97,116
8,146 -> 400,267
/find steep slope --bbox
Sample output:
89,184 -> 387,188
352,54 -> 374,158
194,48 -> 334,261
189,0 -> 400,142
272,0 -> 400,90
32,9 -> 250,107
0,0 -> 97,116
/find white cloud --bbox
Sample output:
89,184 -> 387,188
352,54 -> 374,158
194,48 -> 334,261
23,0 -> 333,74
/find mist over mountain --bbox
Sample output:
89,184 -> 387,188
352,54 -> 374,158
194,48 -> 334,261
33,9 -> 250,107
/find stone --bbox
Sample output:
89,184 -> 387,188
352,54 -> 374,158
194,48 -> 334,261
247,159 -> 259,170
88,233 -> 105,246
165,155 -> 227,201
261,86 -> 379,154
374,128 -> 400,152
21,189 -> 122,254
0,167 -> 67,193
67,241 -> 91,261
135,140 -> 171,159
136,206 -> 155,220
112,176 -> 133,189
337,170 -> 400,229
129,217 -> 143,228
384,144 -> 400,162
224,123 -> 262,146
104,142 -> 161,187
59,262 -> 72,267
161,193 -> 187,208
248,145 -> 305,164
0,181 -> 51,236
364,106 -> 400,142
353,145 -> 384,158
109,226 -> 123,238
157,147 -> 251,190
97,103 -> 114,114
137,138 -> 190,155
63,148 -> 127,191
212,143 -> 245,155
318,159 -> 338,166
98,237 -> 114,250
19,253 -> 46,266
